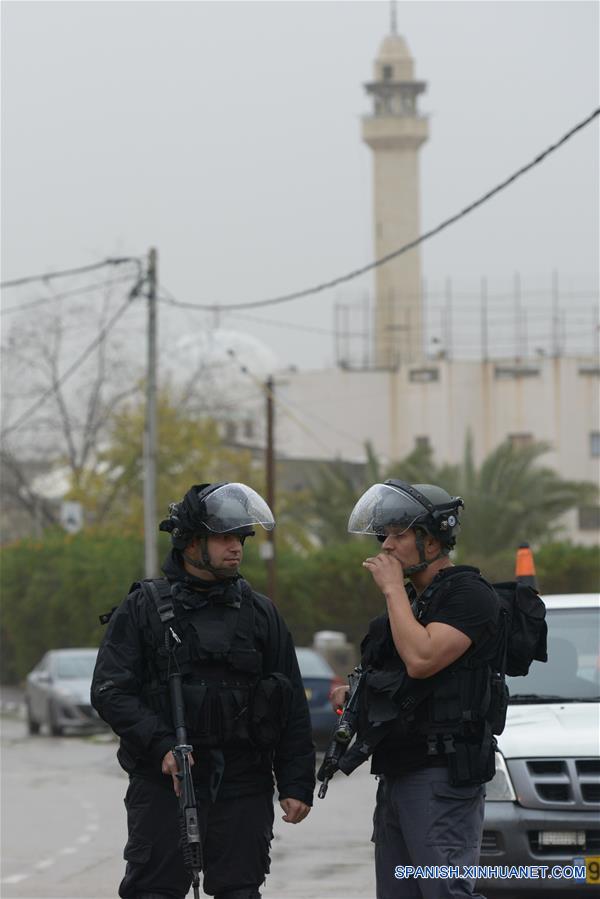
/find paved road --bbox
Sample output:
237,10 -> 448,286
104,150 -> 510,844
1,709 -> 545,899
0,715 -> 377,899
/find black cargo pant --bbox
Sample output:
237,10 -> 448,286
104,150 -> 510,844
119,776 -> 274,899
373,767 -> 487,899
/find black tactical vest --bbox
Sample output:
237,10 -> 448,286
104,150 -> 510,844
137,578 -> 291,750
359,572 -> 497,786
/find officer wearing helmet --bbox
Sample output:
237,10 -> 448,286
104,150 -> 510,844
333,480 -> 499,899
92,482 -> 314,899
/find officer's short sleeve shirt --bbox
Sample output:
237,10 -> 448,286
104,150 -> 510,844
418,566 -> 499,663
371,566 -> 500,775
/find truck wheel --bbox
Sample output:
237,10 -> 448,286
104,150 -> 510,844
26,701 -> 40,735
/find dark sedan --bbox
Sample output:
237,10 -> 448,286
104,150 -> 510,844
296,647 -> 346,750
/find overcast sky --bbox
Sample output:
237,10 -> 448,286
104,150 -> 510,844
2,0 -> 598,374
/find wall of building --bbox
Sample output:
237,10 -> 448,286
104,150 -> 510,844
275,356 -> 600,546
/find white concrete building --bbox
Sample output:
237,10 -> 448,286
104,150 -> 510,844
274,356 -> 599,546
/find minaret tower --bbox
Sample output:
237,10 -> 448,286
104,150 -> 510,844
362,4 -> 428,368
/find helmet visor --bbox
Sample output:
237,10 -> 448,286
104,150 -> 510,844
202,483 -> 275,533
348,483 -> 426,536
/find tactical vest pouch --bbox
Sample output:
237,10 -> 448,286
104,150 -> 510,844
181,681 -> 253,747
446,737 -> 496,787
364,670 -> 410,724
181,683 -> 212,742
488,671 -> 509,735
428,672 -> 462,728
228,648 -> 262,676
218,684 -> 252,745
251,673 -> 293,748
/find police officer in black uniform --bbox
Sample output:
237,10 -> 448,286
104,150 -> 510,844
334,480 -> 499,899
92,482 -> 315,899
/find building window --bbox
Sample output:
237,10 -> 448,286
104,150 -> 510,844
508,433 -> 534,449
494,365 -> 540,379
401,91 -> 415,114
578,505 -> 600,530
590,432 -> 600,458
224,421 -> 237,442
243,419 -> 254,440
415,436 -> 430,451
382,65 -> 393,80
409,367 -> 439,383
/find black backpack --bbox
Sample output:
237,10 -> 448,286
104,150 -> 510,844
429,574 -> 548,746
491,580 -> 548,677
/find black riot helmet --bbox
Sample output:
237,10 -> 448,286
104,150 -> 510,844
348,480 -> 464,574
159,482 -> 275,577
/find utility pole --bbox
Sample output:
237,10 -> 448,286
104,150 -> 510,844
143,247 -> 158,578
552,270 -> 560,358
444,277 -> 453,360
264,375 -> 276,601
481,276 -> 488,362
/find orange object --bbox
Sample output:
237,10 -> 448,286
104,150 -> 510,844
515,542 -> 538,587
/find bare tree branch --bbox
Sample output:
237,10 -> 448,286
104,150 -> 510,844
0,275 -> 141,534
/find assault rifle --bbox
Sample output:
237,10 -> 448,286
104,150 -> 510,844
169,669 -> 202,899
317,666 -> 364,798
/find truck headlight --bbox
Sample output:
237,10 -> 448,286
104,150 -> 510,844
486,752 -> 516,801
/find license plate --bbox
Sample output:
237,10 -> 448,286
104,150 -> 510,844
573,856 -> 600,884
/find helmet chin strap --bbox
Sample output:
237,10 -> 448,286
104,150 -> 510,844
183,535 -> 239,580
403,529 -> 446,577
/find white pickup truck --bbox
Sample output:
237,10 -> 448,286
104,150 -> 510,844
478,593 -> 600,894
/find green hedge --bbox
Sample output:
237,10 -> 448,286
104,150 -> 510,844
0,532 -> 144,683
1,533 -> 597,683
535,541 -> 600,595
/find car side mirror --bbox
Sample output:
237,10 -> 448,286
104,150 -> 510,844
36,672 -> 52,684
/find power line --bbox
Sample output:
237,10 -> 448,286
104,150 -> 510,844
227,311 -> 350,337
158,291 -> 596,358
0,256 -> 141,290
0,274 -> 137,316
1,294 -> 135,437
275,390 -> 368,451
157,296 -> 348,337
226,347 -> 366,454
157,108 -> 599,313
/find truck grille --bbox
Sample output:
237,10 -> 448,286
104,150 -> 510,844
577,760 -> 600,802
481,831 -> 502,853
507,758 -> 600,811
529,830 -> 600,854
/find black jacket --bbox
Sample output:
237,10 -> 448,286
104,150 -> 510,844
91,550 -> 315,804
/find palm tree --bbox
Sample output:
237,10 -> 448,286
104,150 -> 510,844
382,441 -> 441,485
298,441 -> 382,543
440,434 -> 594,562
302,440 -> 437,543
303,434 -> 594,560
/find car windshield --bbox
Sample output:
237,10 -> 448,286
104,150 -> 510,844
508,607 -> 600,703
296,648 -> 334,678
54,652 -> 98,680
